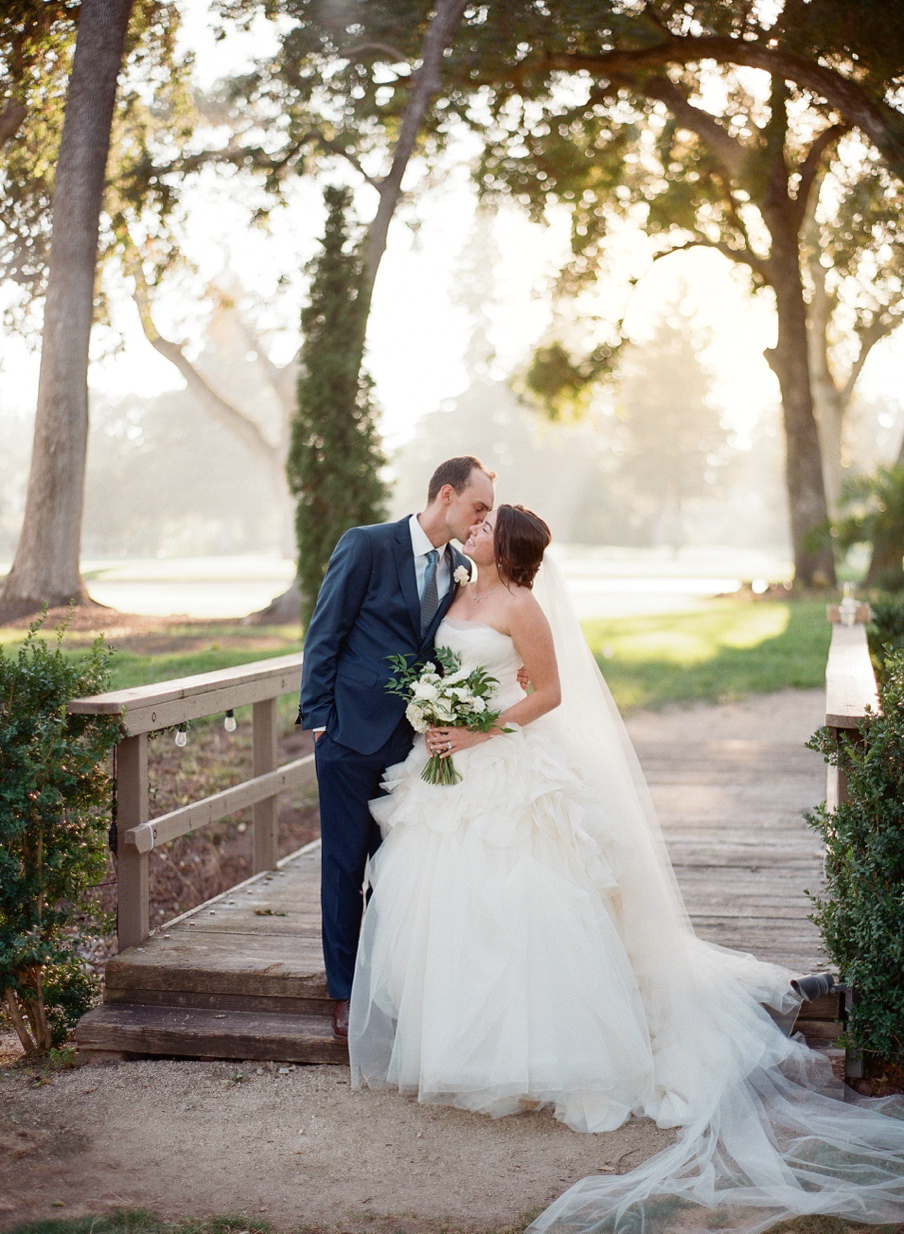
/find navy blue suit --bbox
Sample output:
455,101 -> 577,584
298,516 -> 469,997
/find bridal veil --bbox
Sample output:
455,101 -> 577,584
529,556 -> 904,1233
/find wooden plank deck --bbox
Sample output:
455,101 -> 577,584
77,695 -> 835,1062
636,735 -> 828,973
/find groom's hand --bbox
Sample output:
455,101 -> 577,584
516,665 -> 531,691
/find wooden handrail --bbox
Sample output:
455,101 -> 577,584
69,653 -> 304,735
825,621 -> 878,730
68,653 -> 313,951
824,612 -> 877,811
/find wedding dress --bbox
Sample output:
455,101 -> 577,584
349,558 -> 904,1233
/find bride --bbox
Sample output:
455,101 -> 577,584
349,504 -> 904,1233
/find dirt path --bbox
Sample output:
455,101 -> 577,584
0,1059 -> 675,1232
0,689 -> 826,1233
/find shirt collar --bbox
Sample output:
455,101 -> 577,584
409,513 -> 445,559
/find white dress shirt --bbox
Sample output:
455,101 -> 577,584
409,514 -> 452,601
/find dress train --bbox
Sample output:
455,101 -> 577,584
348,560 -> 904,1232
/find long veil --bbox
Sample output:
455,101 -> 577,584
529,556 -> 904,1233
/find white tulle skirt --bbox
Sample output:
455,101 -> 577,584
348,587 -> 904,1232
351,723 -> 796,1135
349,725 -> 904,1232
350,725 -> 663,1132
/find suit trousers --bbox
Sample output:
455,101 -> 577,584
314,717 -> 414,999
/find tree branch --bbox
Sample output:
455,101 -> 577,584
841,314 -> 901,409
791,122 -> 850,229
208,283 -> 299,421
652,235 -> 770,281
126,249 -> 277,468
344,42 -> 408,64
532,37 -> 904,181
635,74 -> 750,183
361,0 -> 471,308
140,129 -> 382,192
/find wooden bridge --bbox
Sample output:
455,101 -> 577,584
71,613 -> 877,1064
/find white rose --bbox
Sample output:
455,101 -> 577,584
413,680 -> 440,702
406,702 -> 429,732
453,565 -> 471,586
470,696 -> 487,713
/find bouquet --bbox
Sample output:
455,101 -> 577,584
385,646 -> 509,785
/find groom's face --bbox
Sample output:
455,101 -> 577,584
444,469 -> 495,543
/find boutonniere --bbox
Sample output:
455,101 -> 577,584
453,564 -> 472,587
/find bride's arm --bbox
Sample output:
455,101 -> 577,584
496,591 -> 561,729
431,593 -> 561,756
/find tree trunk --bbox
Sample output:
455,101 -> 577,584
764,216 -> 836,587
804,233 -> 845,511
865,536 -> 904,586
1,0 -> 134,615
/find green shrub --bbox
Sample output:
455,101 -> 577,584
866,591 -> 904,683
0,614 -> 121,1055
806,649 -> 904,1061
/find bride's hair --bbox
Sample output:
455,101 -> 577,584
494,504 -> 551,589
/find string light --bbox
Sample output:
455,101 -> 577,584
174,724 -> 188,747
224,709 -> 237,732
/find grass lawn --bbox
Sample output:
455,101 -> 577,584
0,598 -> 831,712
583,598 -> 830,712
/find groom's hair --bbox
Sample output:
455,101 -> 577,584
427,455 -> 495,502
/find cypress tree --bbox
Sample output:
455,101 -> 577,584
288,185 -> 388,629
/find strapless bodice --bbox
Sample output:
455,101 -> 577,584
434,617 -> 525,711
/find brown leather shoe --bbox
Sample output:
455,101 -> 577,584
332,998 -> 350,1039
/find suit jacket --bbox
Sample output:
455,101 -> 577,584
298,516 -> 471,754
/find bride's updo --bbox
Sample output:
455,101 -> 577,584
494,504 -> 551,589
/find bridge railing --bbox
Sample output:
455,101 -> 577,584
69,653 -> 313,951
824,604 -> 877,810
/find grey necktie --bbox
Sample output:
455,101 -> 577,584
420,548 -> 440,635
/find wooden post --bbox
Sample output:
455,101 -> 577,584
116,732 -> 149,949
252,698 -> 278,872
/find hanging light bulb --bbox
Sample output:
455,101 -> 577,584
174,724 -> 188,747
224,709 -> 237,732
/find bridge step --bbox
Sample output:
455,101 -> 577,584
75,1000 -> 347,1064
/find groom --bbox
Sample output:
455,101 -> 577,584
297,455 -> 496,1038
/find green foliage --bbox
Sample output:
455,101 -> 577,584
833,465 -> 904,587
866,592 -> 904,684
524,339 -> 622,418
287,184 -> 388,630
806,650 -> 904,1061
0,0 -> 195,327
0,613 -> 121,1055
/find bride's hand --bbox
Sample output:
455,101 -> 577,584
426,725 -> 487,758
